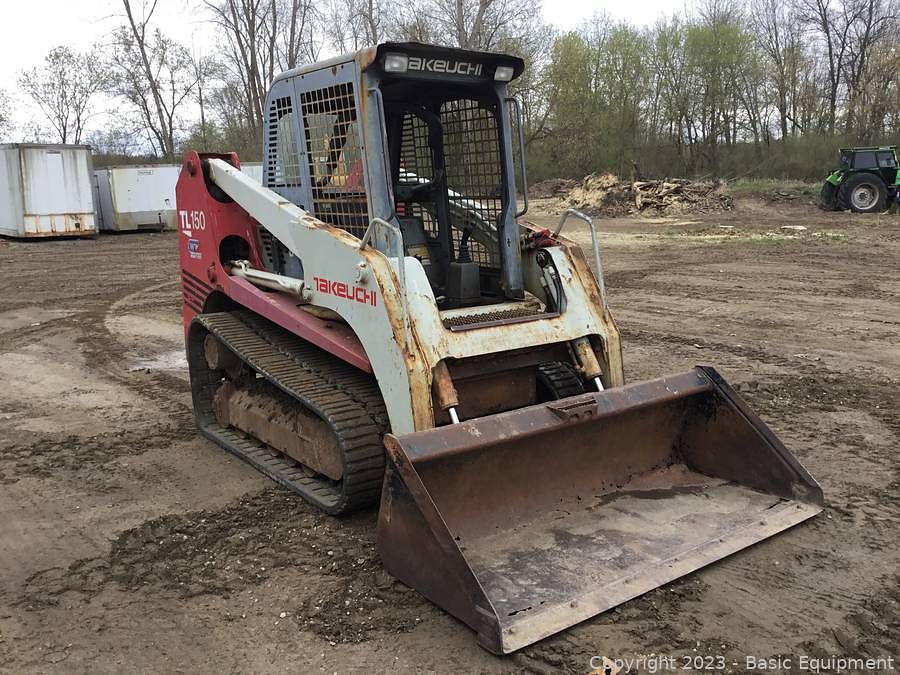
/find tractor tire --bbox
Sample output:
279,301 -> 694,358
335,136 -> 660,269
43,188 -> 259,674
836,173 -> 888,213
819,181 -> 838,211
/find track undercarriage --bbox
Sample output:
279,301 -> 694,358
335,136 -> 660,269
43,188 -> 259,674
189,310 -> 592,515
188,311 -> 388,514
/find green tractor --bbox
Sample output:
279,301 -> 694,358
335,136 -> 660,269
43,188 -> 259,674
820,146 -> 899,213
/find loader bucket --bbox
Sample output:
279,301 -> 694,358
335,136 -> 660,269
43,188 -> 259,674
377,366 -> 823,654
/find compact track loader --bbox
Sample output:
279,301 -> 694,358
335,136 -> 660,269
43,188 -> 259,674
177,42 -> 823,654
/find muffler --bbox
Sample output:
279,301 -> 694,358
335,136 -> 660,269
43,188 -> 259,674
377,366 -> 822,653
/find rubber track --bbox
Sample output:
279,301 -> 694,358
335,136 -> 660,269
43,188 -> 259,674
536,361 -> 586,400
188,311 -> 389,515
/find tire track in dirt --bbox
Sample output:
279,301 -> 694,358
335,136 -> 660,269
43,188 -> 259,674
0,278 -> 193,488
0,425 -> 196,483
16,488 -> 429,644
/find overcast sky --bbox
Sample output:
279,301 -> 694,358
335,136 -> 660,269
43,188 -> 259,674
0,0 -> 676,133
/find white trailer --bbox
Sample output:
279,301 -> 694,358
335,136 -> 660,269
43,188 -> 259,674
240,162 -> 263,182
93,165 -> 181,232
93,163 -> 262,232
0,144 -> 96,238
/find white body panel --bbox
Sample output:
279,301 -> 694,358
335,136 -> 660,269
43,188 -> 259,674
208,160 -> 621,435
94,165 -> 180,231
0,144 -> 96,237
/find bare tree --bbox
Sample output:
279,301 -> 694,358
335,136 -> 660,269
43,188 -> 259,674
322,0 -> 389,52
752,0 -> 806,138
0,89 -> 11,142
17,46 -> 108,144
841,0 -> 897,136
398,0 -> 535,50
276,0 -> 321,69
85,123 -> 149,157
204,0 -> 318,139
114,0 -> 199,160
853,30 -> 899,138
513,22 -> 555,147
189,51 -> 224,149
204,0 -> 274,139
120,0 -> 172,152
798,0 -> 857,133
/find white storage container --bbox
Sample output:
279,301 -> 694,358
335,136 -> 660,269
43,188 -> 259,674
0,144 -> 96,238
94,165 -> 180,232
241,162 -> 263,183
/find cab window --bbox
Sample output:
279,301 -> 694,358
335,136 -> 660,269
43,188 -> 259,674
852,151 -> 877,169
876,151 -> 897,169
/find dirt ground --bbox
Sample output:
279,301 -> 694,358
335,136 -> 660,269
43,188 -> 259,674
0,198 -> 898,674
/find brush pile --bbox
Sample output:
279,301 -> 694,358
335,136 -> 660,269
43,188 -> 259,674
560,173 -> 734,216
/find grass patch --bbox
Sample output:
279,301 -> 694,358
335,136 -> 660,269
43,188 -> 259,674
639,231 -> 792,244
632,228 -> 850,245
811,230 -> 850,241
726,178 -> 820,199
744,233 -> 792,244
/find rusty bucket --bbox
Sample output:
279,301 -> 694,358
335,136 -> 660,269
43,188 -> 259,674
377,366 -> 823,654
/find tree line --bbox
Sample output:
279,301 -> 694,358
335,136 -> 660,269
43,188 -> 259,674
528,0 -> 899,180
3,0 -> 898,181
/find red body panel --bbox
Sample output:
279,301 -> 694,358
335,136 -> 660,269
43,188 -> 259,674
176,151 -> 372,373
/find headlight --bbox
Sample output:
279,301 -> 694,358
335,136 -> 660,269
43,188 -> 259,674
384,53 -> 409,73
494,65 -> 514,82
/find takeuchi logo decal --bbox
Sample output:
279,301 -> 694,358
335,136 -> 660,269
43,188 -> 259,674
313,276 -> 377,306
407,56 -> 483,76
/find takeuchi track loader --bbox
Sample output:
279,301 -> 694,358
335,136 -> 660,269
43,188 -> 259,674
176,42 -> 823,654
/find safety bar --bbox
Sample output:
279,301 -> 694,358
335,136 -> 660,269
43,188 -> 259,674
555,208 -> 608,313
360,217 -> 406,295
506,97 -> 529,218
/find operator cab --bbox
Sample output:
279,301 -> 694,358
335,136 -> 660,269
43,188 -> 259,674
840,146 -> 898,171
261,43 -> 530,310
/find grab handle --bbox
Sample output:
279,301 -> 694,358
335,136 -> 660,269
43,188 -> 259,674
555,208 -> 607,313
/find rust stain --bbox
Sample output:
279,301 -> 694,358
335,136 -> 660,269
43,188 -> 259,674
367,258 -> 433,431
358,46 -> 378,71
558,241 -> 625,386
379,365 -> 823,652
22,213 -> 96,237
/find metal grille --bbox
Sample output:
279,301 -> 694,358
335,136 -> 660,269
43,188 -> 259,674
440,99 -> 503,267
442,306 -> 549,331
395,100 -> 503,268
258,227 -> 300,277
398,114 -> 438,234
257,229 -> 283,271
399,114 -> 434,180
264,96 -> 302,188
300,83 -> 368,237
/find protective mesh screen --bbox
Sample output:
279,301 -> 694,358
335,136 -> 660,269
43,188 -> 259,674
265,96 -> 302,188
300,83 -> 368,237
440,99 -> 502,267
399,114 -> 434,181
397,114 -> 438,235
396,99 -> 503,268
